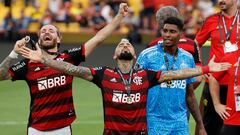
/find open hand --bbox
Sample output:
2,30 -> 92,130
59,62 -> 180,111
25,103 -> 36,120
14,36 -> 29,53
19,43 -> 44,63
214,103 -> 231,120
208,55 -> 231,72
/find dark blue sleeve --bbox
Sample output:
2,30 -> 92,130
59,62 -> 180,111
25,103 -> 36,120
66,44 -> 86,66
9,59 -> 28,81
146,70 -> 161,88
90,66 -> 106,88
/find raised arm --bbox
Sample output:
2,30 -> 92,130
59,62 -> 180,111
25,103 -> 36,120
20,44 -> 93,81
158,56 -> 231,83
0,37 -> 28,80
84,3 -> 128,57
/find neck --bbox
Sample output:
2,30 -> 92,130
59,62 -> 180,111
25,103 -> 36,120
117,60 -> 134,74
42,48 -> 58,59
163,45 -> 178,56
222,6 -> 237,17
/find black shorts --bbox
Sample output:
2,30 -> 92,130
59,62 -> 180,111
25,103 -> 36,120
220,125 -> 240,135
202,83 -> 228,135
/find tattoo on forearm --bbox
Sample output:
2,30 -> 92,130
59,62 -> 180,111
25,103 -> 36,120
158,67 -> 202,83
43,58 -> 93,81
0,56 -> 15,80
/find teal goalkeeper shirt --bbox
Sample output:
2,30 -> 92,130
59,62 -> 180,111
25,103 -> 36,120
136,43 -> 196,134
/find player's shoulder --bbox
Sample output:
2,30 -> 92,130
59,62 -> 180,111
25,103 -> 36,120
139,44 -> 160,57
179,37 -> 195,45
204,13 -> 220,22
178,48 -> 194,58
148,37 -> 163,47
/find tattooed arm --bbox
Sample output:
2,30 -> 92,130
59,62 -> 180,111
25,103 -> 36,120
158,67 -> 203,83
19,41 -> 94,81
158,56 -> 231,83
0,57 -> 16,80
0,37 -> 28,80
186,84 -> 207,135
42,57 -> 93,81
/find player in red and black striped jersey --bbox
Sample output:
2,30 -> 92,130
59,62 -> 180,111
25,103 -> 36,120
0,3 -> 129,134
19,38 -> 230,135
8,47 -> 85,131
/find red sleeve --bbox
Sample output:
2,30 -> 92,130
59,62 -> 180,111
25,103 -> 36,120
195,15 -> 217,47
89,67 -> 96,75
147,37 -> 163,48
156,71 -> 161,80
212,71 -> 227,81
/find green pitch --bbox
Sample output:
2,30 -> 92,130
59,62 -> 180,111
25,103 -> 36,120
0,78 -> 204,135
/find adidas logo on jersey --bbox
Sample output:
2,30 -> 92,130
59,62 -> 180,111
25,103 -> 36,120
110,78 -> 117,83
34,67 -> 41,72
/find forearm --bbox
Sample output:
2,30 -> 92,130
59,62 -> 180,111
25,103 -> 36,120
84,14 -> 124,57
186,85 -> 204,127
209,75 -> 221,105
42,58 -> 93,81
0,51 -> 18,80
158,67 -> 206,83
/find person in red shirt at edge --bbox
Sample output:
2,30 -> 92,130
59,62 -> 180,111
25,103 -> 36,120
209,49 -> 240,135
147,6 -> 202,89
0,3 -> 129,135
19,37 -> 230,135
194,0 -> 240,135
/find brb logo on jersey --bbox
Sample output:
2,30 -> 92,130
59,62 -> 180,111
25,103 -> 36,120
161,80 -> 187,89
112,92 -> 141,104
37,76 -> 66,90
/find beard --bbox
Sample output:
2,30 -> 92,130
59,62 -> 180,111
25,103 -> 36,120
39,39 -> 57,50
118,51 -> 134,60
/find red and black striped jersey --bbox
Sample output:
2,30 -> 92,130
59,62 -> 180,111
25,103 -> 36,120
90,67 -> 161,135
147,36 -> 202,66
8,45 -> 85,131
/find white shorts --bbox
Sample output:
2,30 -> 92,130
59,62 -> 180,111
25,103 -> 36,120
28,126 -> 72,135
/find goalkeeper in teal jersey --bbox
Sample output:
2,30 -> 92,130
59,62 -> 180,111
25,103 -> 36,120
136,17 -> 206,135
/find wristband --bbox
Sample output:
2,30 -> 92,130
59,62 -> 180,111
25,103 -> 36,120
9,50 -> 18,59
201,66 -> 210,74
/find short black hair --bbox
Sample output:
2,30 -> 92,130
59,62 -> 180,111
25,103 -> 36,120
163,17 -> 184,31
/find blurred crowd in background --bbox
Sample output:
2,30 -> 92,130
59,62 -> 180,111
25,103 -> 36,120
0,0 -> 239,43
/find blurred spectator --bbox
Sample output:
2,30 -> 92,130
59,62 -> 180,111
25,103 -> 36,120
140,0 -> 155,30
20,1 -> 36,29
197,0 -> 215,19
55,1 -> 68,23
31,3 -> 44,22
109,0 -> 127,15
123,8 -> 140,27
48,0 -> 62,18
24,0 -> 36,6
99,0 -> 113,23
41,9 -> 53,25
90,6 -> 107,30
0,0 -> 222,41
70,2 -> 84,22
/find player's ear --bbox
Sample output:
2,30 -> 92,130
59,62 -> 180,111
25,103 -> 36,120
180,31 -> 184,38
